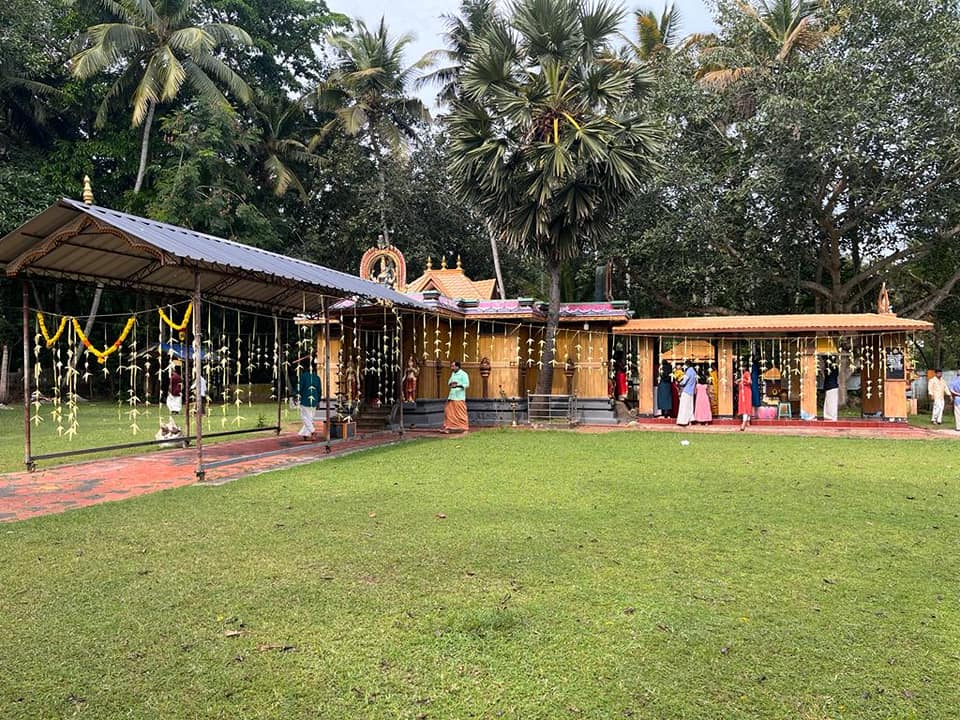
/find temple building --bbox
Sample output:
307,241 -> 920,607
318,239 -> 932,427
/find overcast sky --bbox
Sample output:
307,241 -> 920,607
326,0 -> 718,107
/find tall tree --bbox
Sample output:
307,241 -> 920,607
308,18 -> 431,244
447,0 -> 662,394
695,0 -> 828,88
69,0 -> 253,193
417,0 -> 507,297
630,3 -> 683,61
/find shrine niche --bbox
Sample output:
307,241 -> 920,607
359,235 -> 407,290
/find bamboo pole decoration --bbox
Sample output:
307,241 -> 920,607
274,313 -> 282,435
22,282 -> 33,471
324,297 -> 332,447
193,272 -> 204,481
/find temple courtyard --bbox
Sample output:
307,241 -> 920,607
1,429 -> 957,719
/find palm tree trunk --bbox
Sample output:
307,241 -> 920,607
0,343 -> 9,404
133,100 -> 156,194
535,259 -> 562,396
485,220 -> 506,299
369,133 -> 390,243
65,283 -> 104,389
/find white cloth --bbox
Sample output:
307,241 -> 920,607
298,403 -> 316,437
676,393 -> 694,426
932,397 -> 944,424
823,388 -> 839,421
166,393 -> 182,414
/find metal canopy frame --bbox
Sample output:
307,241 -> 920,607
1,200 -> 430,478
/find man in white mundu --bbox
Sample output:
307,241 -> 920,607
928,369 -> 949,425
676,362 -> 697,427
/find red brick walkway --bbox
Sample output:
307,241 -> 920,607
1,421 -> 952,523
0,430 -> 442,523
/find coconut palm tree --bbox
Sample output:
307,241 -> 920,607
630,3 -> 683,61
69,0 -> 253,193
308,18 -> 431,244
696,0 -> 827,88
417,0 -> 497,107
250,93 -> 322,198
416,0 -> 507,297
446,0 -> 663,395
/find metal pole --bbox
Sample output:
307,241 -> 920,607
21,281 -> 34,471
193,272 -> 204,481
275,313 -> 282,436
323,296 -> 332,452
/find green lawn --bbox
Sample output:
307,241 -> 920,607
0,401 -> 301,473
1,431 -> 958,719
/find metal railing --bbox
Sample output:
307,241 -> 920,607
527,393 -> 578,425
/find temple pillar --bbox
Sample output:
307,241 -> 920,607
800,338 -> 817,419
718,338 -> 735,416
636,336 -> 655,414
882,332 -> 907,420
861,335 -> 883,416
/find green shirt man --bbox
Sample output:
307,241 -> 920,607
447,364 -> 470,400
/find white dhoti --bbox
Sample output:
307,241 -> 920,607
298,404 -> 316,437
823,388 -> 839,421
166,394 -> 182,414
932,397 -> 944,424
955,401 -> 960,431
676,393 -> 694,426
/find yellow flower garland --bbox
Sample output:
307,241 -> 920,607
37,312 -> 69,348
72,316 -> 136,364
158,303 -> 193,339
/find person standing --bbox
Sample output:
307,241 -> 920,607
298,368 -> 321,439
693,374 -> 713,424
676,361 -> 697,427
928,369 -> 949,425
443,360 -> 470,433
656,363 -> 673,417
166,363 -> 183,415
948,371 -> 960,431
823,360 -> 839,421
738,367 -> 753,431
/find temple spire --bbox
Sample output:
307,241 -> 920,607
456,254 -> 462,271
82,175 -> 95,205
426,256 -> 432,270
441,256 -> 448,270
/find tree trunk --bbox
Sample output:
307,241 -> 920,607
0,343 -> 9,404
369,132 -> 390,243
534,259 -> 562,396
133,100 -> 156,194
66,283 -> 104,388
485,220 -> 506,299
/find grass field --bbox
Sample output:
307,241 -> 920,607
0,401 -> 301,474
1,430 -> 958,719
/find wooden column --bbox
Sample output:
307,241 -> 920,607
800,338 -> 817,419
718,338 -> 735,416
636,336 -> 655,414
21,281 -> 34,471
883,333 -> 907,419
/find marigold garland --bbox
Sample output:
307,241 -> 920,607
37,312 -> 68,348
72,316 -> 136,364
159,303 -> 193,339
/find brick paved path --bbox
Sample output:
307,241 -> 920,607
1,421 -> 951,523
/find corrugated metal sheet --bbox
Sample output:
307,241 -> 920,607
0,198 -> 426,313
613,314 -> 933,335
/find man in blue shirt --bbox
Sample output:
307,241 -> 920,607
676,361 -> 697,427
948,371 -> 960,431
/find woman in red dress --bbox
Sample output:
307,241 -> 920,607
737,368 -> 753,431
